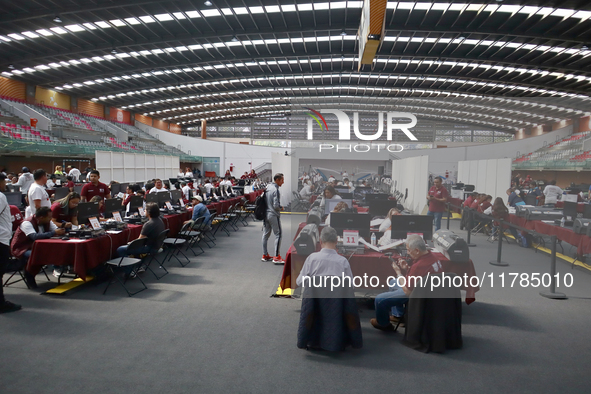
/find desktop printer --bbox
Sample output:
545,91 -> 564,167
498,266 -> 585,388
523,207 -> 563,221
432,230 -> 470,263
294,224 -> 319,256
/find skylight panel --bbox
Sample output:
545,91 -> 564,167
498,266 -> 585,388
7,33 -> 25,40
265,5 -> 280,12
185,11 -> 201,18
314,3 -> 330,10
155,13 -> 174,21
139,16 -> 156,23
201,9 -> 221,17
110,19 -> 126,27
249,6 -> 264,13
65,24 -> 85,32
22,31 -> 39,38
172,12 -> 187,19
152,49 -> 164,54
125,17 -> 141,25
82,23 -> 97,30
35,29 -> 53,36
94,21 -> 111,28
297,4 -> 313,11
281,5 -> 296,12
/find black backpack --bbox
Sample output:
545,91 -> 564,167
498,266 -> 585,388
254,190 -> 268,220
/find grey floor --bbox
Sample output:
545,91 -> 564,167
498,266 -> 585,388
1,215 -> 590,394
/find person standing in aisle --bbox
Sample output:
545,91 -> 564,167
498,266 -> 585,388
262,173 -> 285,264
426,176 -> 449,232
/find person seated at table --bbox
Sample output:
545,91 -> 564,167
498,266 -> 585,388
54,165 -> 64,176
491,197 -> 525,243
507,188 -> 525,207
45,174 -> 56,190
89,195 -> 107,221
378,207 -> 403,246
51,192 -> 80,228
122,185 -> 137,207
299,181 -> 314,200
319,185 -> 341,211
463,192 -> 479,208
248,169 -> 257,179
184,196 -> 211,227
203,179 -> 214,196
117,203 -> 165,259
80,170 -> 110,202
181,182 -> 191,202
65,175 -> 75,192
470,194 -> 484,210
12,207 -> 66,288
149,179 -> 168,194
478,195 -> 493,213
370,234 -> 443,331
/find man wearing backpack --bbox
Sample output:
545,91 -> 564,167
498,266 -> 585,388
262,173 -> 285,264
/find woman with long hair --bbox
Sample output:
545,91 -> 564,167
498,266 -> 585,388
491,197 -> 524,242
51,192 -> 81,227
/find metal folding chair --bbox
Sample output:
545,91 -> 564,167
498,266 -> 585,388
163,223 -> 191,267
103,238 -> 149,296
3,256 -> 50,289
180,216 -> 205,256
142,229 -> 170,280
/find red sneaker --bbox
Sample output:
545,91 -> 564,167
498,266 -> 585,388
261,254 -> 272,262
273,255 -> 285,265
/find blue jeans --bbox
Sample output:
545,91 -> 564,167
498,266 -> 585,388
117,245 -> 152,258
374,280 -> 408,326
427,210 -> 443,231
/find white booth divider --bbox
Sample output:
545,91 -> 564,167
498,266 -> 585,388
95,150 -> 179,184
457,158 -> 512,199
391,156 -> 429,214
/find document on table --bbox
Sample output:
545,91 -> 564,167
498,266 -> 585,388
67,239 -> 86,243
106,230 -> 123,234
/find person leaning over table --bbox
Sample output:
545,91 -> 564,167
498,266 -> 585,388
117,202 -> 165,258
51,192 -> 80,228
25,169 -> 51,219
370,234 -> 443,331
12,207 -> 66,289
0,173 -> 22,313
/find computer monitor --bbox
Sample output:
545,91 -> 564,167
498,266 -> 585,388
339,192 -> 354,199
145,193 -> 159,205
368,199 -> 398,217
77,202 -> 100,224
563,201 -> 578,220
583,204 -> 591,220
74,185 -> 83,194
170,190 -> 183,203
365,193 -> 389,201
104,198 -> 123,214
157,191 -> 171,206
335,187 -> 350,194
325,198 -> 353,215
119,183 -> 129,193
110,183 -> 121,196
53,187 -> 70,200
128,196 -> 144,213
330,212 -> 371,239
163,180 -> 170,189
390,215 -> 434,241
4,192 -> 22,209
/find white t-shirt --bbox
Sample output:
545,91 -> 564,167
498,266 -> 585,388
149,186 -> 169,194
20,219 -> 58,236
342,172 -> 349,177
185,171 -> 193,178
26,182 -> 51,218
46,180 -> 55,190
543,185 -> 563,204
68,168 -> 81,179
181,185 -> 191,200
0,193 -> 12,246
204,183 -> 213,193
13,172 -> 34,194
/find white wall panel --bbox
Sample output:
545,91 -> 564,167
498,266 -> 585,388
458,158 -> 513,200
495,158 -> 512,199
476,160 -> 487,193
95,151 -> 181,184
391,155 -> 429,214
486,159 -> 498,196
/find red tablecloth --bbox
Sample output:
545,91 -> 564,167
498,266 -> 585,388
27,224 -> 143,280
508,213 -> 591,255
280,223 -> 479,303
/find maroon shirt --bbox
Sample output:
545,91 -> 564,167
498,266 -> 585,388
10,205 -> 22,231
81,182 -> 109,201
406,251 -> 444,292
51,201 -> 77,223
428,185 -> 449,213
463,196 -> 474,208
65,181 -> 75,190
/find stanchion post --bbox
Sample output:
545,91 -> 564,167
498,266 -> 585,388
540,235 -> 567,299
489,218 -> 509,266
446,202 -> 451,230
466,209 -> 476,247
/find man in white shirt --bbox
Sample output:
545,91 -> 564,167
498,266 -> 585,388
181,182 -> 191,201
26,169 -> 51,218
149,179 -> 169,193
543,180 -> 563,206
46,175 -> 56,190
204,179 -> 214,196
0,174 -> 22,313
68,166 -> 81,180
12,167 -> 34,202
296,226 -> 352,287
177,168 -> 185,178
299,182 -> 314,200
342,171 -> 349,178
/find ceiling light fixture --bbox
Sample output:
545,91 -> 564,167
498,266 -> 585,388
231,35 -> 238,42
340,30 -> 347,36
111,48 -> 117,54
8,64 -> 14,69
204,1 -> 213,6
53,16 -> 62,23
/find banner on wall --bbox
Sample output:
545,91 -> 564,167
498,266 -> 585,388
35,87 -> 70,110
110,107 -> 131,124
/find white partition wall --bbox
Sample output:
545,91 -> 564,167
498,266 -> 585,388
391,155 -> 429,214
95,151 -> 179,184
457,158 -> 512,199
